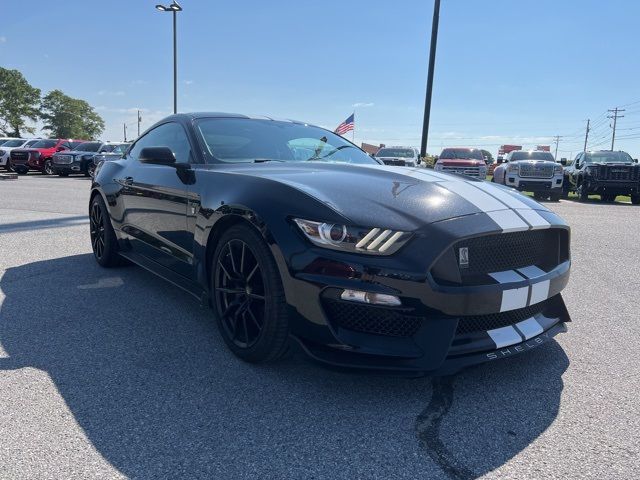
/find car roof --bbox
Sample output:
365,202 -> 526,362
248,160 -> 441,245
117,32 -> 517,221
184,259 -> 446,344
162,112 -> 315,126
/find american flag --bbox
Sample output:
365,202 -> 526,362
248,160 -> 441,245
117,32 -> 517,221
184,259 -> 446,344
334,113 -> 355,135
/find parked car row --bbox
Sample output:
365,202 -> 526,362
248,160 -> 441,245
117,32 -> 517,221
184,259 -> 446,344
4,138 -> 130,176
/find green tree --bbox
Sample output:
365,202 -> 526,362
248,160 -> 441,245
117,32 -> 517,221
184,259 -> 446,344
481,149 -> 494,163
40,90 -> 105,139
0,67 -> 41,137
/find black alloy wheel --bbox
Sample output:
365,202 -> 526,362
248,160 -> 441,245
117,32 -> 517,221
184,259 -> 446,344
212,225 -> 289,363
44,160 -> 54,175
89,195 -> 127,267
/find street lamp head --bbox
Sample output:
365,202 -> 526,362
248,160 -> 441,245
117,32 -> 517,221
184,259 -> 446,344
169,1 -> 182,11
155,4 -> 169,11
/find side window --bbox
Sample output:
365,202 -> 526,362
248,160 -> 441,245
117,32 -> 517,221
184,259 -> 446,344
128,122 -> 192,163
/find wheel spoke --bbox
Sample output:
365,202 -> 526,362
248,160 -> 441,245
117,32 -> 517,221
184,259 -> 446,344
218,260 -> 233,280
246,292 -> 265,301
227,243 -> 238,274
240,242 -> 246,275
246,264 -> 259,282
215,287 -> 244,295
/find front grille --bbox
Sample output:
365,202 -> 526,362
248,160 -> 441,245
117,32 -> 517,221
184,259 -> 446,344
594,166 -> 640,181
442,166 -> 481,177
53,155 -> 73,164
519,163 -> 554,178
10,151 -> 29,164
322,299 -> 423,338
456,300 -> 549,336
383,159 -> 407,166
431,229 -> 568,286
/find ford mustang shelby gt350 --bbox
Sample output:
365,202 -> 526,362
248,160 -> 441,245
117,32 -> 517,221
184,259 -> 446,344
89,113 -> 571,374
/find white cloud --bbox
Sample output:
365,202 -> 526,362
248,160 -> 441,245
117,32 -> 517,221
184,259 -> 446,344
352,102 -> 374,108
184,80 -> 194,85
0,36 -> 6,43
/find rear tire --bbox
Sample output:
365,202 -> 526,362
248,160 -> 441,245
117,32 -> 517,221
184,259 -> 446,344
89,194 -> 128,267
534,192 -> 547,201
211,224 -> 289,363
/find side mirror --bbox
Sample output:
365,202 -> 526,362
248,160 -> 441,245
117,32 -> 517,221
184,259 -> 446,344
560,158 -> 567,166
634,158 -> 639,163
575,161 -> 580,169
139,146 -> 176,166
56,146 -> 67,152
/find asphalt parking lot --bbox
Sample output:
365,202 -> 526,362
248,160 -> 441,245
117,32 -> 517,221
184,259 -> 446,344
0,174 -> 638,479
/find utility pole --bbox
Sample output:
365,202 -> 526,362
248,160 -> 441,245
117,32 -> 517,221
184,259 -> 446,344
608,107 -> 625,151
137,110 -> 142,138
583,119 -> 590,151
123,123 -> 127,142
553,135 -> 562,161
420,0 -> 441,158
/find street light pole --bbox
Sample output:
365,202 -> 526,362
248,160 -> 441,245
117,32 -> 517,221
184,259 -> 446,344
420,0 -> 441,159
156,2 -> 183,114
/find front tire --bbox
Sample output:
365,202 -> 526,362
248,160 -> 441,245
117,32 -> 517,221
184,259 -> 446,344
631,194 -> 640,205
44,160 -> 54,175
89,194 -> 127,267
577,182 -> 589,202
549,192 -> 561,202
211,224 -> 289,363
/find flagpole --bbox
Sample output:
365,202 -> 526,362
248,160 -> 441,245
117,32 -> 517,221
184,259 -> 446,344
352,110 -> 355,144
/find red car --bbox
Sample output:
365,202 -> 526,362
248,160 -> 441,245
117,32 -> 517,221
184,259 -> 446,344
10,138 -> 88,175
434,147 -> 488,180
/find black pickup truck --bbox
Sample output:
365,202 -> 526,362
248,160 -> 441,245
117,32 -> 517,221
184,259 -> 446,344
563,150 -> 640,203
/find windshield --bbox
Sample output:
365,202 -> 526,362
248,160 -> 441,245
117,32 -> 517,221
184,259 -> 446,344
2,139 -> 28,148
31,140 -> 58,149
376,148 -> 415,158
73,142 -> 102,152
585,151 -> 633,164
196,118 -> 377,165
24,140 -> 40,147
510,151 -> 555,161
440,148 -> 484,160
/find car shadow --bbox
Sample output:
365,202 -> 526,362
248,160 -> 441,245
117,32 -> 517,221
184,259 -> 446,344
0,254 -> 569,478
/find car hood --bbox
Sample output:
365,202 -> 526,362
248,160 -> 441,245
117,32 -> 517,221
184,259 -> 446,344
512,160 -> 556,165
203,162 -> 551,232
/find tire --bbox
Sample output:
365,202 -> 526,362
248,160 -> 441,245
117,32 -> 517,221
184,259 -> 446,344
577,182 -> 589,202
58,172 -> 69,177
211,224 -> 289,363
44,160 -> 54,175
15,166 -> 28,175
561,177 -> 570,199
4,162 -> 13,172
549,192 -> 561,202
89,194 -> 128,267
533,192 -> 547,201
88,163 -> 96,178
631,194 -> 640,205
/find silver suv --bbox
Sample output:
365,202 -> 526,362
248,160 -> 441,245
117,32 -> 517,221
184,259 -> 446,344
375,146 -> 420,167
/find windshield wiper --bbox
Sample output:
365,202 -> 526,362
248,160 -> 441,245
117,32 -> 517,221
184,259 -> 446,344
305,145 -> 358,161
252,158 -> 286,163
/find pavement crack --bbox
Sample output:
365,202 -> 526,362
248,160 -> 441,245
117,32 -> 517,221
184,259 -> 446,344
415,376 -> 476,480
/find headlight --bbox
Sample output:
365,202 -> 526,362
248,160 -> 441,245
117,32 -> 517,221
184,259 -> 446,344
293,218 -> 410,255
507,163 -> 519,173
554,164 -> 563,174
0,150 -> 5,156
434,163 -> 444,171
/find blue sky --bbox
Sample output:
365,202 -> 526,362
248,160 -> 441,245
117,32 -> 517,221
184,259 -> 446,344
2,0 -> 640,157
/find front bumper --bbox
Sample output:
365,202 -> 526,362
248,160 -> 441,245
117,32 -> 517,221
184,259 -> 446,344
52,161 -> 83,174
279,210 -> 571,374
584,180 -> 640,195
507,175 -> 563,192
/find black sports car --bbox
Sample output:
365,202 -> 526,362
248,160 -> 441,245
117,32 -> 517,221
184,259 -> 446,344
90,113 -> 571,374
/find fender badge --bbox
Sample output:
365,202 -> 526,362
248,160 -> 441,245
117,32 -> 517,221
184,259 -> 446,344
459,247 -> 469,268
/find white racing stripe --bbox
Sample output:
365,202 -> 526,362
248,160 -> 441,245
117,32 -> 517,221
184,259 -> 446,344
471,182 -> 532,210
517,265 -> 546,279
437,181 -> 506,212
500,286 -> 529,311
486,210 -> 529,232
514,318 -> 544,340
516,209 -> 550,229
489,270 -> 525,284
487,325 -> 523,349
